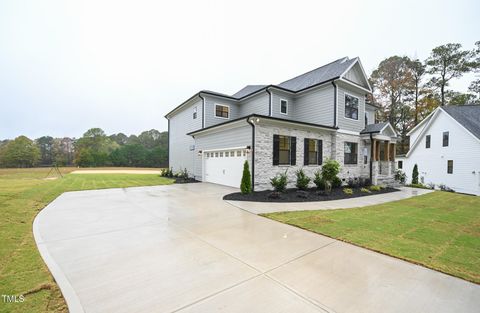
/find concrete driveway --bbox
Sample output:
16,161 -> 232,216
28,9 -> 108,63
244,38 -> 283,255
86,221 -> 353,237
34,183 -> 479,313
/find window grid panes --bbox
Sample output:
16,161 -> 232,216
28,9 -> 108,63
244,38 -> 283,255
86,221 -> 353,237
215,105 -> 229,118
345,95 -> 359,120
443,131 -> 449,147
279,136 -> 291,165
280,100 -> 288,114
308,139 -> 317,165
344,142 -> 358,164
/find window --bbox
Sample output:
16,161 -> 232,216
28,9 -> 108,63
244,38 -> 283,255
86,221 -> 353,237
273,135 -> 296,165
215,104 -> 229,118
215,152 -> 218,157
443,131 -> 449,147
344,142 -> 358,164
345,94 -> 359,120
304,138 -> 322,165
398,160 -> 403,169
237,150 -> 241,157
426,135 -> 431,148
219,152 -> 223,157
230,151 -> 234,157
365,112 -> 368,126
447,160 -> 453,174
280,99 -> 288,115
193,106 -> 197,119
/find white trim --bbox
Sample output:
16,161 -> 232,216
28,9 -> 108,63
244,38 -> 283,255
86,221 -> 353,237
338,78 -> 372,94
335,82 -> 339,126
406,108 -> 443,157
339,58 -> 372,92
337,129 -> 360,135
439,107 -> 480,144
279,98 -> 288,115
214,103 -> 230,119
380,123 -> 399,137
202,146 -> 249,153
344,92 -> 360,120
407,109 -> 436,135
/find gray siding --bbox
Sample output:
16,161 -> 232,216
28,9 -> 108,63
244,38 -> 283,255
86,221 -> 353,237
337,81 -> 366,133
344,63 -> 368,89
239,93 -> 269,116
193,122 -> 252,180
169,98 -> 203,175
204,95 -> 240,128
294,84 -> 335,126
271,90 -> 295,119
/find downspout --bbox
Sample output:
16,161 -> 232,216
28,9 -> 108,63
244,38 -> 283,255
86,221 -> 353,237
331,81 -> 337,127
167,119 -> 170,169
199,93 -> 205,128
266,87 -> 272,116
247,117 -> 256,191
369,133 -> 373,183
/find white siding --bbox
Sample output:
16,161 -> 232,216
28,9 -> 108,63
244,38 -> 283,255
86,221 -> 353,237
168,98 -> 203,175
401,110 -> 480,195
337,81 -> 366,133
239,93 -> 269,116
294,84 -> 335,126
193,122 -> 252,180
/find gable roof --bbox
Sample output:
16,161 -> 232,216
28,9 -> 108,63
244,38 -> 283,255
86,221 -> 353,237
442,105 -> 480,140
360,122 -> 398,137
277,57 -> 357,91
166,57 -> 371,118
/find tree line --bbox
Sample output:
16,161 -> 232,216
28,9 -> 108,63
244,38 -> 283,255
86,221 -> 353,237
0,128 -> 168,168
369,41 -> 479,154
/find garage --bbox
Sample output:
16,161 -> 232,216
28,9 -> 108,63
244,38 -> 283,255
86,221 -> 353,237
204,149 -> 248,188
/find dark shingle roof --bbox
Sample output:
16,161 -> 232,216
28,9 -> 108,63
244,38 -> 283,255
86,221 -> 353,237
360,122 -> 388,134
231,85 -> 267,98
277,57 -> 357,91
442,105 -> 480,140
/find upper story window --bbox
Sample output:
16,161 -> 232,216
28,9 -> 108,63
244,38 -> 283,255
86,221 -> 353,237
193,106 -> 197,119
426,135 -> 431,148
304,138 -> 322,165
365,112 -> 368,126
280,99 -> 288,115
344,142 -> 358,164
443,131 -> 449,147
345,94 -> 359,120
273,135 -> 296,165
215,104 -> 229,119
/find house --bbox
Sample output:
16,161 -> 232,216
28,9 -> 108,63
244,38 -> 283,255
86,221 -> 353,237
396,105 -> 480,196
165,57 -> 398,190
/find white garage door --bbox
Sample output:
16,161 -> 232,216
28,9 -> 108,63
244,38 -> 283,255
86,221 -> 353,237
204,149 -> 248,188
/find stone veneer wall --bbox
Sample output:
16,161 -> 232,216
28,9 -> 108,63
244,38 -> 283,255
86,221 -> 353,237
253,124 -> 370,191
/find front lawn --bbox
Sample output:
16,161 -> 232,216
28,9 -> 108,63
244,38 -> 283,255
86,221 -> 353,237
0,168 -> 173,313
263,191 -> 480,284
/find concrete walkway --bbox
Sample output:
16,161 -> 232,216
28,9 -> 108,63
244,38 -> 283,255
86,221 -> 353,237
34,184 -> 478,313
227,187 -> 433,214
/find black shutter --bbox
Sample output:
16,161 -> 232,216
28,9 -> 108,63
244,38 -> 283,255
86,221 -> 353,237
318,140 -> 323,165
290,136 -> 296,165
304,138 -> 309,165
273,135 -> 279,165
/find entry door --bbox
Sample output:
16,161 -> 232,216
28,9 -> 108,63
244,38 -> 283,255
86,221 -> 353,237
204,149 -> 247,188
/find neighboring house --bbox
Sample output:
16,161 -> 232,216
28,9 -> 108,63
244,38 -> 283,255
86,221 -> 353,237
165,57 -> 398,190
396,105 -> 480,196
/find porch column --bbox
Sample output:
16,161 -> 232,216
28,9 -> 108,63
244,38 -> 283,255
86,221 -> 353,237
386,141 -> 390,162
372,139 -> 377,161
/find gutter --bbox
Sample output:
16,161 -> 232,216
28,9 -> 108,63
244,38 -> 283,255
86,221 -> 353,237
199,93 -> 205,128
369,132 -> 373,183
266,87 -> 272,116
332,81 -> 338,127
246,117 -> 256,191
167,119 -> 170,169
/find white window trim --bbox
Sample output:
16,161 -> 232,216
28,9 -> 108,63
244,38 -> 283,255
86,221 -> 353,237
279,99 -> 288,115
344,92 -> 359,121
214,103 -> 230,119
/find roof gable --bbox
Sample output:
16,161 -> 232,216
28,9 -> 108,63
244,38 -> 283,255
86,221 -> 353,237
442,105 -> 480,140
342,61 -> 370,90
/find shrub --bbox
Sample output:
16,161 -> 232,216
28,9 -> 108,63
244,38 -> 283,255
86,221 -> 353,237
412,164 -> 419,184
369,185 -> 381,192
313,171 -> 326,189
270,170 -> 288,192
343,188 -> 353,195
394,170 -> 406,184
438,184 -> 455,192
240,160 -> 252,194
322,159 -> 340,182
407,183 -> 429,189
160,168 -> 169,177
332,176 -> 342,188
360,187 -> 371,193
181,168 -> 189,180
295,169 -> 311,190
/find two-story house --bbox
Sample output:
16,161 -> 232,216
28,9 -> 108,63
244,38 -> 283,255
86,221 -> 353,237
396,105 -> 480,195
165,57 -> 398,190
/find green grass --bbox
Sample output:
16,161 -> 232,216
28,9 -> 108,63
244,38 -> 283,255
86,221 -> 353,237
263,191 -> 480,284
0,168 -> 173,313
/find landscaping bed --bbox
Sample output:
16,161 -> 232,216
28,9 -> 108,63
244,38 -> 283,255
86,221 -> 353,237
224,186 -> 399,202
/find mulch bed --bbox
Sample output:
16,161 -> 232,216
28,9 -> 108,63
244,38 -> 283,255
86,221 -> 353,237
223,186 -> 399,202
174,177 -> 200,184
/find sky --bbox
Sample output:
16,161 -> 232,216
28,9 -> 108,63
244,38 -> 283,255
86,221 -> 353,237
0,0 -> 478,139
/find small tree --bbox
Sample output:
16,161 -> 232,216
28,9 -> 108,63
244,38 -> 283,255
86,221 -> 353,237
321,159 -> 341,192
240,160 -> 252,194
412,164 -> 419,184
270,170 -> 288,192
295,169 -> 311,191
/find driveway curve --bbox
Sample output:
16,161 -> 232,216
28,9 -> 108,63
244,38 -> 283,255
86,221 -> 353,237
34,183 -> 479,313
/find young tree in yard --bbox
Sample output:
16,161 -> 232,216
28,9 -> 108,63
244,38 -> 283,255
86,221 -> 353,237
0,136 -> 40,168
412,164 -> 419,185
425,43 -> 475,106
321,159 -> 340,192
240,160 -> 252,194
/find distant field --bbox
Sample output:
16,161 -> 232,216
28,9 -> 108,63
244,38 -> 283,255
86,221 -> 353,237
0,168 -> 173,313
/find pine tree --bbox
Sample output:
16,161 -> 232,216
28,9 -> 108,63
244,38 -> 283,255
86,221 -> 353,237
240,160 -> 252,194
412,164 -> 419,184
